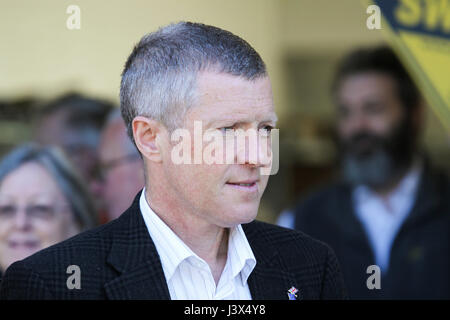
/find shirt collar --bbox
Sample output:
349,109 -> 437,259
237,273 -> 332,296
353,157 -> 423,209
395,158 -> 422,198
139,188 -> 256,286
139,189 -> 194,282
227,224 -> 257,286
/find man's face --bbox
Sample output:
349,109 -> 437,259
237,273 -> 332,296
336,72 -> 416,187
35,109 -> 101,199
98,120 -> 144,221
160,72 -> 277,228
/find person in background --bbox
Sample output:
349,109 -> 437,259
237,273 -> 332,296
0,144 -> 96,277
278,45 -> 450,299
33,93 -> 114,211
97,109 -> 144,222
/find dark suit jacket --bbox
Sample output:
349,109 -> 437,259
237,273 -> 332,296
0,191 -> 346,300
293,162 -> 450,299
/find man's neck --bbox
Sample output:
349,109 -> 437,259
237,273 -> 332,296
371,157 -> 419,200
144,188 -> 229,284
372,170 -> 407,199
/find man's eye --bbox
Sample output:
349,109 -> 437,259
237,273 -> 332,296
219,126 -> 234,133
261,125 -> 274,133
28,205 -> 54,219
0,205 -> 15,216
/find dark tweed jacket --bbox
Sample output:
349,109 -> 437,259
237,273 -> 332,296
294,162 -> 450,299
0,191 -> 347,300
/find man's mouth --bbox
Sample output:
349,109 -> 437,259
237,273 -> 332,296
226,180 -> 259,192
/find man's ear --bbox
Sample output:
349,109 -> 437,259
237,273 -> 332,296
132,116 -> 165,163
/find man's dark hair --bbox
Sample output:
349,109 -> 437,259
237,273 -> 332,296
332,45 -> 421,111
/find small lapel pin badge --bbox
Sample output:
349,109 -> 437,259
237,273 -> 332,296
287,286 -> 299,300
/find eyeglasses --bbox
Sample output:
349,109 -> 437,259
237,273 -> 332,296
0,203 -> 69,221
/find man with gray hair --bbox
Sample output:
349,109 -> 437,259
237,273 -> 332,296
0,22 -> 346,300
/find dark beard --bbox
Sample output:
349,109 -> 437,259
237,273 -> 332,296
340,115 -> 416,189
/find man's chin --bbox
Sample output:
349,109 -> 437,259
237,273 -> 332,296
207,203 -> 256,228
342,151 -> 395,187
222,205 -> 259,227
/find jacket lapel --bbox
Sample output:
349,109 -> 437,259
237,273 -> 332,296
104,190 -> 170,300
400,160 -> 442,229
243,222 -> 300,300
247,260 -> 301,300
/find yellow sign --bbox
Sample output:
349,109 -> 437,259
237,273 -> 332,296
368,0 -> 450,130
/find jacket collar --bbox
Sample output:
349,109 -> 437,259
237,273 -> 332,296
400,158 -> 444,229
104,190 -> 295,300
328,157 -> 445,252
104,191 -> 170,299
243,222 -> 302,300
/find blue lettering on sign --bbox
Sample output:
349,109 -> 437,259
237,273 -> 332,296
374,0 -> 450,38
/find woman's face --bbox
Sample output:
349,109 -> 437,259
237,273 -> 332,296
0,162 -> 80,272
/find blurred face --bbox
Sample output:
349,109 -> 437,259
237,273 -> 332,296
158,72 -> 277,228
35,109 -> 101,195
336,72 -> 417,187
0,162 -> 80,272
99,120 -> 144,220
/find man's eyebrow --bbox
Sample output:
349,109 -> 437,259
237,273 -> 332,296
261,114 -> 278,123
203,116 -> 237,127
206,114 -> 278,127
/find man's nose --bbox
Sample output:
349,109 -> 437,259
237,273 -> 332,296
347,113 -> 371,134
13,208 -> 32,230
236,131 -> 271,168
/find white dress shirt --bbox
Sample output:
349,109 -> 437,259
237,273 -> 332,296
139,189 -> 256,300
352,161 -> 422,273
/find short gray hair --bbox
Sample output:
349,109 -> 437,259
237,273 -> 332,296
0,144 -> 96,230
120,21 -> 267,143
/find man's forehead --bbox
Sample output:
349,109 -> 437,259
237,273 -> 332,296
200,91 -> 273,104
207,109 -> 278,123
189,98 -> 277,125
192,71 -> 276,122
339,72 -> 397,96
196,71 -> 272,95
